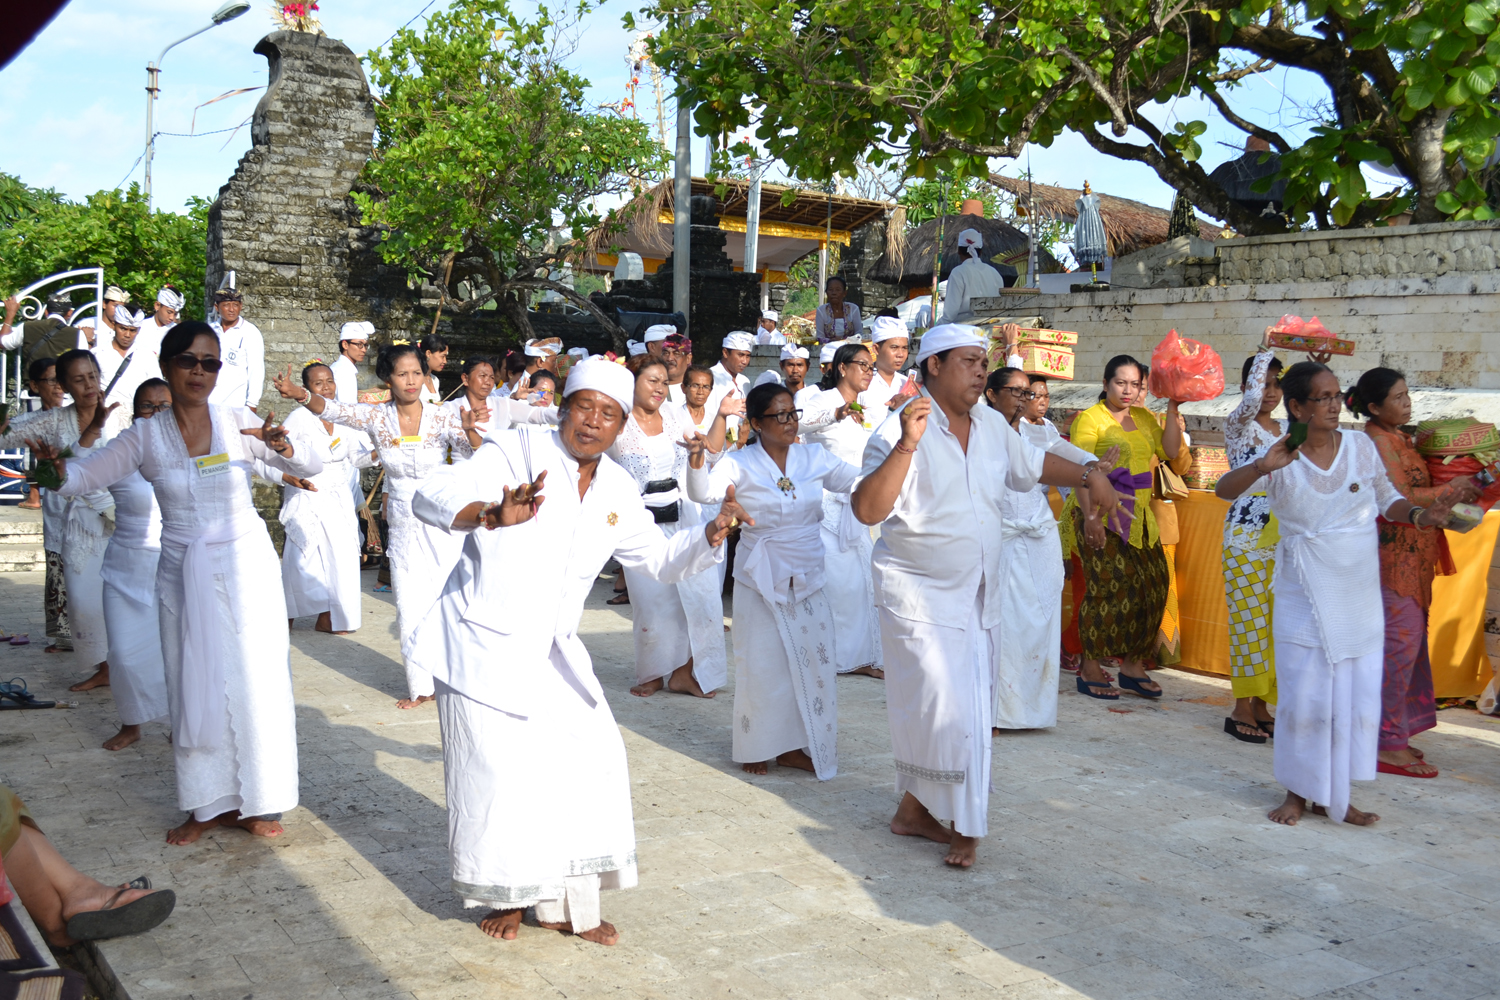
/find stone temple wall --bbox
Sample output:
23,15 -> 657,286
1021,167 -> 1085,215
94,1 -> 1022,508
206,31 -> 378,411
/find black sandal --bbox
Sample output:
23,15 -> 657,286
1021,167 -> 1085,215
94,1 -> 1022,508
1224,717 -> 1268,744
0,678 -> 55,710
65,887 -> 176,942
606,592 -> 630,606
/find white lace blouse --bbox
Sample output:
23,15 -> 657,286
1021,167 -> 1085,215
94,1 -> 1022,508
318,399 -> 472,502
1223,349 -> 1287,552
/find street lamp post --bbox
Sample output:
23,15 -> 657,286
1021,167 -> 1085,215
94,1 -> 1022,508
143,0 -> 251,208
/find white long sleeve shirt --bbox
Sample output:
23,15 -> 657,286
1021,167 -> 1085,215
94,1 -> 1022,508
208,317 -> 266,410
330,354 -> 361,404
861,390 -> 1046,629
941,257 -> 1005,323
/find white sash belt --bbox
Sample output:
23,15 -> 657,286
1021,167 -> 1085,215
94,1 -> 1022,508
161,511 -> 264,749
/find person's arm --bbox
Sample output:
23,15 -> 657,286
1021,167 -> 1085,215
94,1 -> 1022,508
0,296 -> 21,350
236,408 -> 323,478
1217,434 -> 1294,500
1226,343 -> 1275,438
851,397 -> 927,525
1368,429 -> 1478,506
412,443 -> 521,532
684,444 -> 737,504
247,327 -> 266,410
44,422 -> 147,497
1160,400 -> 1183,460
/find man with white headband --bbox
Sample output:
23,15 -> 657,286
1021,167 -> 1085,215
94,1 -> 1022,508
74,285 -> 129,350
754,309 -> 785,346
410,355 -> 750,948
517,337 -> 562,392
641,323 -> 676,362
331,320 -> 373,404
209,273 -> 266,409
93,304 -> 153,413
777,343 -> 810,394
859,314 -> 912,412
941,228 -> 1006,323
136,286 -> 183,359
851,323 -> 1123,869
626,339 -> 647,357
707,331 -> 754,440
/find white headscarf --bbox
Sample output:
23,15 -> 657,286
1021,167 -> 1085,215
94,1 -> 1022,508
626,339 -> 647,356
156,287 -> 184,311
524,337 -> 562,358
914,323 -> 986,363
761,309 -> 780,324
643,324 -> 676,343
819,343 -> 839,365
340,320 -> 374,341
753,369 -> 784,388
567,347 -> 589,361
722,331 -> 754,352
113,304 -> 144,328
779,344 -> 810,361
957,228 -> 983,261
870,315 -> 908,342
563,356 -> 635,416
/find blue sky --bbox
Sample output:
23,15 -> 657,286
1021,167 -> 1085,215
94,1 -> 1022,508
0,0 -> 1393,221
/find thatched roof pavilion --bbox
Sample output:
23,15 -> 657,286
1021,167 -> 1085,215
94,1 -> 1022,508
988,174 -> 1221,257
868,213 -> 1063,290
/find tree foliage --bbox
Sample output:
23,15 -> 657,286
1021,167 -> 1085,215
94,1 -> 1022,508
356,0 -> 670,342
0,177 -> 209,319
639,0 -> 1500,231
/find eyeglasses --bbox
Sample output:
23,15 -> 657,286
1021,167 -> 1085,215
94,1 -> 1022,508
1302,394 -> 1343,409
762,408 -> 802,424
33,377 -> 58,386
1000,386 -> 1037,401
168,354 -> 224,373
845,361 -> 875,373
135,402 -> 172,414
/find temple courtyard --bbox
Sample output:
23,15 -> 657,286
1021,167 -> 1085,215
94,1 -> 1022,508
2,567 -> 1499,1000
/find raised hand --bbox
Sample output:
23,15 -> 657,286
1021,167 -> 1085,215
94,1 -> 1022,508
706,483 -> 754,547
241,411 -> 293,455
1094,444 -> 1121,477
897,396 -> 930,450
678,430 -> 710,469
1256,433 -> 1298,474
717,395 -> 746,418
462,404 -> 489,431
482,469 -> 548,527
271,365 -> 304,402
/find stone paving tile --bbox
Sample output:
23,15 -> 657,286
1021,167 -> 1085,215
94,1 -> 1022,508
4,567 -> 1500,999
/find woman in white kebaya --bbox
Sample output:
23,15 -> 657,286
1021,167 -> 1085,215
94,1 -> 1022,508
608,355 -> 729,698
1215,361 -> 1458,827
800,342 -> 883,678
92,378 -> 173,751
0,350 -> 121,691
273,343 -> 483,708
39,321 -> 321,845
687,382 -> 862,779
279,361 -> 374,635
443,355 -> 559,434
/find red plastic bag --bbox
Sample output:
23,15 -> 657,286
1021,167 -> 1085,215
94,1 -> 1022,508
1426,455 -> 1500,512
1148,329 -> 1225,402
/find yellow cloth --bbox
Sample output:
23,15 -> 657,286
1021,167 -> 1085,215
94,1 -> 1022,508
1429,509 -> 1500,699
1062,402 -> 1169,554
1174,491 -> 1233,677
1157,543 -> 1182,664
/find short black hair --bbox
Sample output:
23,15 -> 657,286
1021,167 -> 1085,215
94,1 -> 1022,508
461,356 -> 496,378
301,362 -> 334,389
133,377 -> 169,411
375,343 -> 427,383
55,348 -> 100,383
27,357 -> 56,383
159,321 -> 218,367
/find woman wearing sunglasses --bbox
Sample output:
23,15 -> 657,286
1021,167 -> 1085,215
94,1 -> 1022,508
801,342 -> 884,680
273,342 -> 484,710
34,321 -> 322,847
984,366 -> 1115,731
684,382 -> 861,779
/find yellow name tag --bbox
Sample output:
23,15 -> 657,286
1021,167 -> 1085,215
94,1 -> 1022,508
330,437 -> 341,449
399,435 -> 421,448
195,453 -> 231,478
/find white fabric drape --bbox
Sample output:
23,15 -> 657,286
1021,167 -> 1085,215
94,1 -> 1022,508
100,470 -> 167,726
279,406 -> 369,632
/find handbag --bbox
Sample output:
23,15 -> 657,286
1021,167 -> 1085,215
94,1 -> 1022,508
644,478 -> 679,524
1155,463 -> 1190,501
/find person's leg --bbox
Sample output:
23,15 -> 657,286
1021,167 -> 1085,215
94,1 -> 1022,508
1115,542 -> 1168,694
1377,590 -> 1436,775
5,824 -> 157,946
1225,548 -> 1276,736
535,874 -> 618,945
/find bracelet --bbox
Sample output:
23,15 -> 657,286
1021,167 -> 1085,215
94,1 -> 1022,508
893,440 -> 917,455
1079,465 -> 1091,489
1409,505 -> 1426,527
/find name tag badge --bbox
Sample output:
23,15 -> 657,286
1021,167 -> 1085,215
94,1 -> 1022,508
399,435 -> 422,450
224,348 -> 241,366
330,437 -> 342,449
195,453 -> 231,478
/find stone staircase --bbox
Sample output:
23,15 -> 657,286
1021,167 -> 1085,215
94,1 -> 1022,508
0,504 -> 45,572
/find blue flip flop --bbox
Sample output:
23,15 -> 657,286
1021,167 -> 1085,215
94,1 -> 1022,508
0,677 -> 55,710
1075,675 -> 1119,700
1117,673 -> 1163,699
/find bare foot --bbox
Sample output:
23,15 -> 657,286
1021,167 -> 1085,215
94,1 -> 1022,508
776,749 -> 815,772
1268,791 -> 1304,825
103,724 -> 141,751
479,908 -> 523,940
224,813 -> 284,838
742,760 -> 770,775
630,678 -> 664,697
315,612 -> 352,635
665,662 -> 715,698
1378,748 -> 1438,776
167,814 -> 219,845
396,694 -> 435,709
890,792 -> 952,844
944,833 -> 979,868
1308,803 -> 1380,826
847,664 -> 885,679
537,918 -> 620,946
69,663 -> 110,691
1079,660 -> 1118,696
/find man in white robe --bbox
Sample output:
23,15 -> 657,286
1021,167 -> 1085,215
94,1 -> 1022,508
940,229 -> 1006,323
754,309 -> 786,345
859,315 -> 911,412
208,275 -> 266,409
92,305 -> 153,415
410,357 -> 746,945
135,286 -> 181,360
330,321 -> 371,404
708,331 -> 753,440
852,324 -> 1120,868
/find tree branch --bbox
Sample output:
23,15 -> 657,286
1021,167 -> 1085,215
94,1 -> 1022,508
1204,88 -> 1291,152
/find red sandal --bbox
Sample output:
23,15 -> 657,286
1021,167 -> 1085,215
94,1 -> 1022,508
1377,760 -> 1438,779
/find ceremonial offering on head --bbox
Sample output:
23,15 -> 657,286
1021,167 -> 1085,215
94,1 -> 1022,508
1148,329 -> 1224,401
1266,315 -> 1355,356
782,315 -> 818,345
1183,445 -> 1229,490
985,325 -> 1077,380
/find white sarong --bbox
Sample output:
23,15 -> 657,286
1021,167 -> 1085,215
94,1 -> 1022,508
623,520 -> 727,691
729,581 -> 839,779
881,588 -> 996,837
1273,641 -> 1380,824
994,509 -> 1063,729
820,493 -> 881,674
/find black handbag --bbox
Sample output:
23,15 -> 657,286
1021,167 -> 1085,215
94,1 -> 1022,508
644,478 -> 679,524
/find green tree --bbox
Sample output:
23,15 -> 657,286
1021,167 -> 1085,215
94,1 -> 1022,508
0,178 -> 208,319
639,0 -> 1500,231
356,0 -> 670,344
898,178 -> 1001,224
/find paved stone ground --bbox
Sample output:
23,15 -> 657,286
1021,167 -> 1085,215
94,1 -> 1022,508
3,567 -> 1500,1000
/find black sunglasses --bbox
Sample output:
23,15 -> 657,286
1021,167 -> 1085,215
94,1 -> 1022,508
168,354 -> 224,373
